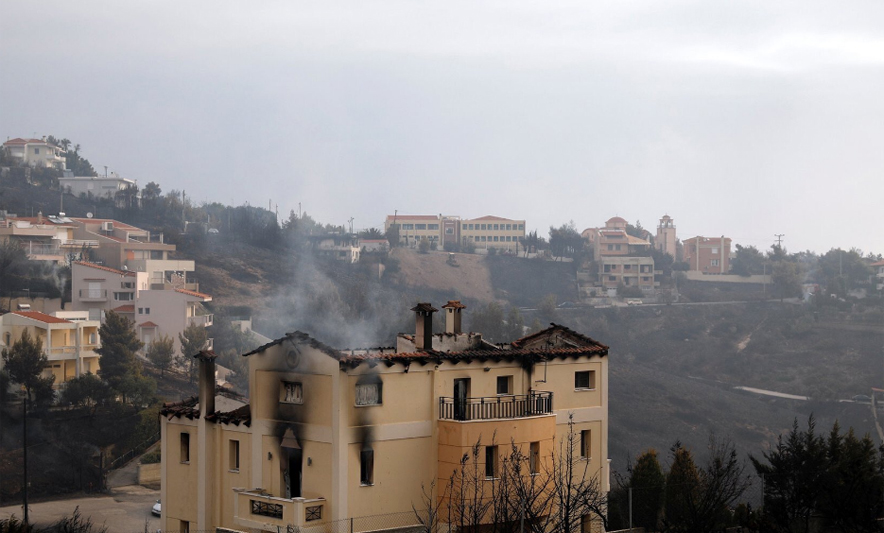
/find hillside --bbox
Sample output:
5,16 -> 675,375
387,249 -> 496,302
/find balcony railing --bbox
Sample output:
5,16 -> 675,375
78,289 -> 107,301
439,391 -> 553,421
233,490 -> 326,530
188,314 -> 214,327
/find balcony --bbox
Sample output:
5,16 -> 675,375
439,391 -> 553,421
233,490 -> 326,531
188,314 -> 214,327
46,346 -> 78,361
78,289 -> 107,302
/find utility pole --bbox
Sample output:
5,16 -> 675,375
774,234 -> 785,248
348,217 -> 354,235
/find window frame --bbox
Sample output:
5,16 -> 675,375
575,370 -> 596,390
485,445 -> 499,479
229,439 -> 240,472
496,375 -> 513,395
360,448 -> 374,486
355,382 -> 383,406
580,430 -> 591,460
180,432 -> 190,464
530,441 -> 540,474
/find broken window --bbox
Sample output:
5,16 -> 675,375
180,432 -> 190,463
281,381 -> 303,404
360,448 -> 374,485
581,430 -> 591,459
356,383 -> 382,406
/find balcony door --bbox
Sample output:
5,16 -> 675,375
453,378 -> 470,421
285,449 -> 302,498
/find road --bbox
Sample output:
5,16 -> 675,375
0,485 -> 160,533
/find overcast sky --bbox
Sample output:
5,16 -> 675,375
2,1 -> 883,254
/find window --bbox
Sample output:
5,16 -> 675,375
445,227 -> 454,235
356,383 -> 382,406
360,448 -> 374,485
496,376 -> 513,395
493,236 -> 499,242
428,224 -> 439,230
575,371 -> 596,390
122,282 -> 134,289
180,432 -> 190,463
580,430 -> 591,459
34,148 -> 40,155
282,381 -> 304,404
624,264 -> 631,271
607,244 -> 614,251
493,224 -> 499,230
711,259 -> 720,266
506,224 -> 512,230
138,308 -> 143,314
415,224 -> 427,230
229,440 -> 240,471
485,446 -> 498,478
145,308 -> 150,315
402,224 -> 414,230
481,224 -> 487,230
711,247 -> 719,254
114,292 -> 133,301
519,224 -> 524,230
608,276 -> 616,282
530,442 -> 540,474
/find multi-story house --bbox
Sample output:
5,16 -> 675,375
682,236 -> 732,274
583,217 -> 656,294
71,261 -> 212,353
160,302 -> 609,533
2,137 -> 66,169
59,174 -> 140,207
383,214 -> 526,252
0,310 -> 101,386
0,212 -> 98,263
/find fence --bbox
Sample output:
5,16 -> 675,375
107,431 -> 160,471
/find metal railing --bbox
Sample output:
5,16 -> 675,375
439,391 -> 553,421
78,289 -> 107,300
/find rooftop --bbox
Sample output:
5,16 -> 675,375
11,311 -> 71,324
74,261 -> 137,277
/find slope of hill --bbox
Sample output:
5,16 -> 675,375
387,249 -> 497,302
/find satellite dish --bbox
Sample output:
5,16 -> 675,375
86,212 -> 93,218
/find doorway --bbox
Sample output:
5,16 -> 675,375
453,378 -> 471,421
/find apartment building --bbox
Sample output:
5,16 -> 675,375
59,174 -> 140,205
71,261 -> 212,352
384,214 -> 526,252
0,212 -> 98,263
0,310 -> 101,385
2,137 -> 66,169
682,236 -> 732,274
160,302 -> 609,533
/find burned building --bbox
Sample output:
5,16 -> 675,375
160,301 -> 609,532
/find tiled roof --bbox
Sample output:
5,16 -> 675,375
468,215 -> 517,222
411,303 -> 438,313
113,305 -> 135,313
139,321 -> 158,328
243,331 -> 340,359
3,138 -> 52,146
74,261 -> 136,277
511,323 -> 609,350
442,300 -> 466,309
175,288 -> 212,300
386,215 -> 440,221
607,216 -> 627,223
12,311 -> 71,324
206,404 -> 251,426
871,260 -> 884,267
337,345 -> 606,369
160,396 -> 200,420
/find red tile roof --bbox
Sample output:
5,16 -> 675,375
442,300 -> 467,309
607,216 -> 628,223
337,345 -> 606,369
74,261 -> 136,276
3,138 -> 53,146
174,288 -> 212,300
12,311 -> 71,324
113,305 -> 135,313
468,215 -> 518,222
139,321 -> 159,328
872,260 -> 884,267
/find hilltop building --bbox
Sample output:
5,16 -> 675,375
59,173 -> 140,208
68,218 -> 211,353
582,217 -> 656,294
383,214 -> 526,252
655,215 -> 677,258
682,236 -> 732,274
0,310 -> 101,386
2,137 -> 66,169
160,302 -> 609,533
0,212 -> 98,263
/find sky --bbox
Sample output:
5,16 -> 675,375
2,1 -> 883,254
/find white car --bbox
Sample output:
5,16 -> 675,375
152,500 -> 161,517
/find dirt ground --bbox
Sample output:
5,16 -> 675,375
390,248 -> 497,302
0,485 -> 160,533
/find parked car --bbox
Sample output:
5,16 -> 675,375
152,500 -> 161,517
626,299 -> 643,306
853,395 -> 872,403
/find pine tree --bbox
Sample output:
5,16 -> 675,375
96,311 -> 143,394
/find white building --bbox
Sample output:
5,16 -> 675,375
2,138 -> 66,169
59,174 -> 139,204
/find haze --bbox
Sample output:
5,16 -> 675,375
2,1 -> 883,253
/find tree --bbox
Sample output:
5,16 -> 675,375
731,244 -> 766,277
771,261 -> 801,301
629,449 -> 665,531
2,329 -> 52,525
663,438 -> 749,533
142,181 -> 162,203
548,223 -> 585,262
752,417 -> 884,533
418,239 -> 430,254
385,224 -> 401,248
358,228 -> 384,239
146,334 -> 175,376
61,373 -> 111,415
0,238 -> 28,306
96,311 -> 143,396
468,302 -> 506,342
538,294 -> 557,317
179,323 -> 209,383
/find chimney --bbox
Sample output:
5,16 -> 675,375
442,300 -> 466,334
195,350 -> 217,416
37,211 -> 42,224
411,303 -> 438,350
